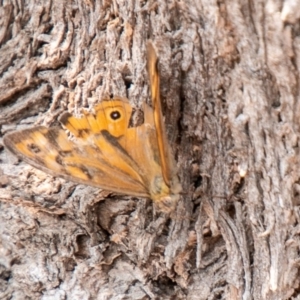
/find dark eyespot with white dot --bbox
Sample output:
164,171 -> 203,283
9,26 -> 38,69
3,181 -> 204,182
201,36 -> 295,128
110,110 -> 121,120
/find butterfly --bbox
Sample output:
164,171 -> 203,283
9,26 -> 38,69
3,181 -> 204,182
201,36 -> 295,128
3,41 -> 182,213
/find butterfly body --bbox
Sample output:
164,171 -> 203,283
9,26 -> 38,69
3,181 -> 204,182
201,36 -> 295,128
4,43 -> 181,212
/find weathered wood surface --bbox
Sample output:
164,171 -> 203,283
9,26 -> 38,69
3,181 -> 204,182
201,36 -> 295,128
0,0 -> 300,299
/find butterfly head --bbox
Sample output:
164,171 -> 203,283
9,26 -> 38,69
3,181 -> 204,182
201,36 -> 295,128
150,175 -> 182,214
152,194 -> 179,214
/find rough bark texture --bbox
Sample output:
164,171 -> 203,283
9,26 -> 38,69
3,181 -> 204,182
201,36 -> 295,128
0,0 -> 300,299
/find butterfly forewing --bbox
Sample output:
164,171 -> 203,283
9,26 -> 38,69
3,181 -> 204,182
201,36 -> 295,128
3,125 -> 150,198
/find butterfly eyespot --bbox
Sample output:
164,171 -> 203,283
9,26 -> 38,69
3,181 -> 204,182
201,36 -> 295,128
28,143 -> 41,154
82,168 -> 92,179
55,155 -> 63,165
77,129 -> 90,138
58,150 -> 71,157
110,110 -> 121,120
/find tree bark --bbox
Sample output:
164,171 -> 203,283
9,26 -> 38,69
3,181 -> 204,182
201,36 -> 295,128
1,0 -> 299,299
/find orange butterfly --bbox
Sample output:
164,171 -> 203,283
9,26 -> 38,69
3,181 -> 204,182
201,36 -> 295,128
3,41 -> 182,213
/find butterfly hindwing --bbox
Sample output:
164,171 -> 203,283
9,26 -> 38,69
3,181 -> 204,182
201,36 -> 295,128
146,42 -> 174,188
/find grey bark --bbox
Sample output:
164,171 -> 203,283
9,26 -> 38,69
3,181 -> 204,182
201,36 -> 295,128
0,0 -> 299,299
